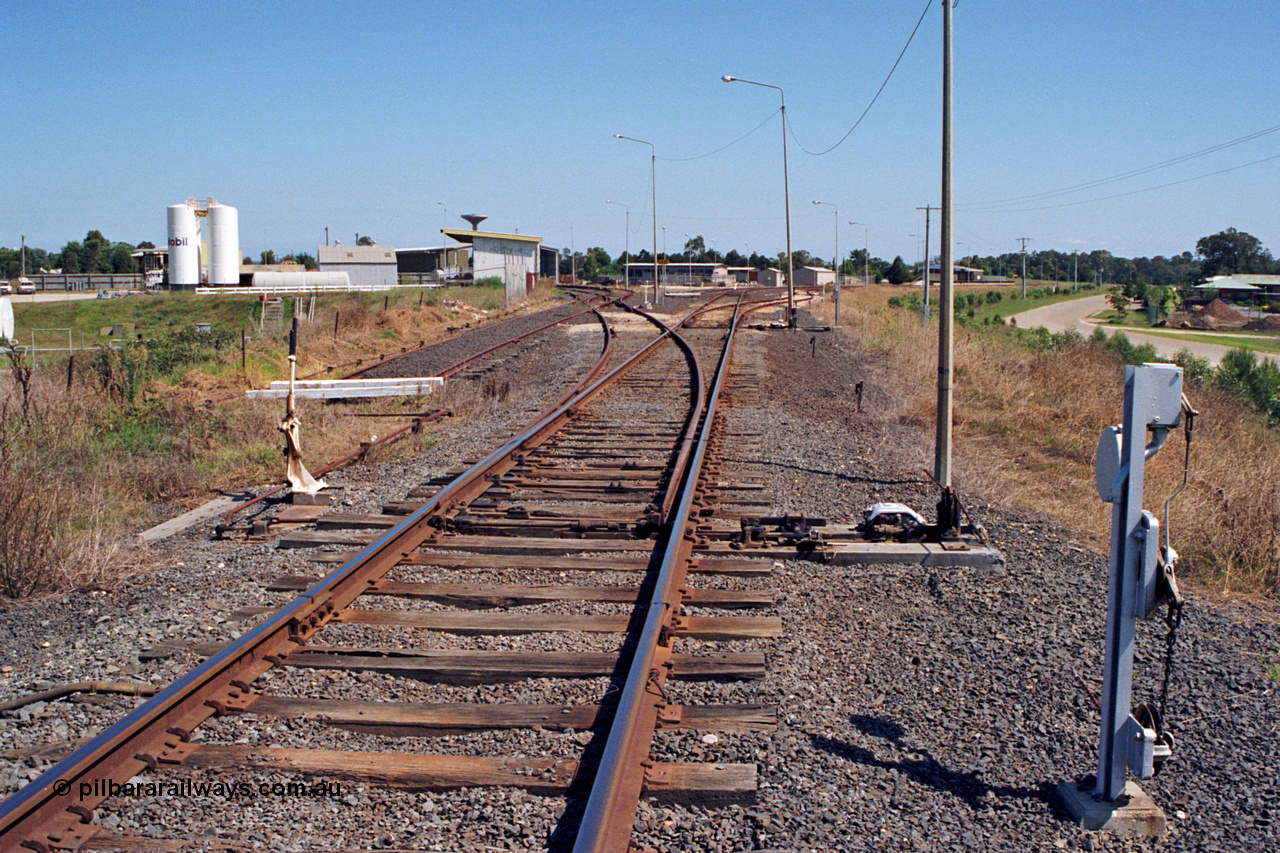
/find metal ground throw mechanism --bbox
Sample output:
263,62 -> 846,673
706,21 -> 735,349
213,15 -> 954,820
279,318 -> 326,495
1061,362 -> 1197,838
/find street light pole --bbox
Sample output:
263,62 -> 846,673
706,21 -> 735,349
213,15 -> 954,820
662,226 -> 667,294
849,221 -> 869,287
607,200 -> 628,290
813,201 -> 837,289
723,75 -> 794,327
437,203 -> 448,277
614,134 -> 658,307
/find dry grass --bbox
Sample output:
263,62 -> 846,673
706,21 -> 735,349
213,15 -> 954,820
821,287 -> 1280,599
0,287 -> 565,598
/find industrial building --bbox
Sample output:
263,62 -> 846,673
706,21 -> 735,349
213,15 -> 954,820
792,266 -> 835,289
395,246 -> 472,283
318,244 -> 399,288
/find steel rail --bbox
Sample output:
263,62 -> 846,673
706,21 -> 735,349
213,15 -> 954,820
312,290 -> 613,382
0,301 -> 647,851
572,295 -> 747,853
342,297 -> 618,381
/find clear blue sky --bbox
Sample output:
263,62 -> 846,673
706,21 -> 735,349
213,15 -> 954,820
2,1 -> 1276,267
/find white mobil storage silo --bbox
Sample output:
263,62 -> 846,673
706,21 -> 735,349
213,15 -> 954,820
207,202 -> 240,286
167,203 -> 200,287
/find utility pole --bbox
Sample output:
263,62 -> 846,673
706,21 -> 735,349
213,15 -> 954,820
917,206 -> 938,312
1018,237 -> 1032,298
20,235 -> 26,277
935,0 -> 954,490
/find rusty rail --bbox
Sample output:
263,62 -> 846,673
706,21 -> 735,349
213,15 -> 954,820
572,295 -> 746,852
0,305 -> 629,852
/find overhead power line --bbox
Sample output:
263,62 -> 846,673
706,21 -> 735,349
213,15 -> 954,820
658,107 -> 780,162
962,123 -> 1280,210
791,0 -> 933,157
973,152 -> 1280,213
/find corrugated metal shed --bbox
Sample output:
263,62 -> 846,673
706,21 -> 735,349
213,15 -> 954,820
318,245 -> 399,288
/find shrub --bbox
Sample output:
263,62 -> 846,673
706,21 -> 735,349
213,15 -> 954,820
1171,348 -> 1213,386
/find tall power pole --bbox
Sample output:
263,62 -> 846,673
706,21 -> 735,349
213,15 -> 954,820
917,205 -> 938,311
935,0 -> 955,490
1018,237 -> 1032,298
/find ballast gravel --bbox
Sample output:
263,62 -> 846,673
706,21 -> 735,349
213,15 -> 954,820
0,297 -> 1276,853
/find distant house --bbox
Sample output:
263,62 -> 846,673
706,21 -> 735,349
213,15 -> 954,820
758,268 -> 785,287
1197,274 -> 1280,304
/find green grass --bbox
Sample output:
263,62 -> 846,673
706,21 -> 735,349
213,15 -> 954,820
1264,655 -> 1280,683
1092,309 -> 1280,356
12,293 -> 264,348
952,280 -> 1099,325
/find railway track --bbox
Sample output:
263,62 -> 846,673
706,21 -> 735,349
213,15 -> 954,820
0,290 -> 788,852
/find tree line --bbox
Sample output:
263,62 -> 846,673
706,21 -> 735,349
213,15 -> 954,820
0,231 -> 323,279
9,227 -> 1273,286
557,228 -> 1276,287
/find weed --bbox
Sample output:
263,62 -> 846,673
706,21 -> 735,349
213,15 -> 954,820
1264,655 -> 1280,682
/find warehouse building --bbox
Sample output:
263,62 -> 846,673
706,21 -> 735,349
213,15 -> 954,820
318,244 -> 399,288
793,266 -> 836,289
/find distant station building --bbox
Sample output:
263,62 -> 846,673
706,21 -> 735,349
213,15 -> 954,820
626,263 -> 738,287
441,218 -> 543,305
318,244 -> 399,288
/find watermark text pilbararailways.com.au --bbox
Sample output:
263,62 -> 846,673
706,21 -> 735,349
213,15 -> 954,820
53,778 -> 343,802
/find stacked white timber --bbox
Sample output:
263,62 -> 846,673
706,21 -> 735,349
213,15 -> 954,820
246,377 -> 443,400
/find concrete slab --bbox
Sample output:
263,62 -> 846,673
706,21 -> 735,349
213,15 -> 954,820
138,493 -> 260,542
706,538 -> 1003,568
1057,779 -> 1168,838
828,539 -> 1004,569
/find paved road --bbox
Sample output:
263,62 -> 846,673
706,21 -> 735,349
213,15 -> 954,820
1012,293 -> 1271,367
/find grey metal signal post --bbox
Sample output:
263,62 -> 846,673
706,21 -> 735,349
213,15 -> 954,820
1068,363 -> 1184,835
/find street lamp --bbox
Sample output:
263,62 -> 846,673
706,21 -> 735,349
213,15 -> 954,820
606,200 -> 628,290
849,221 -> 869,287
437,202 -> 447,277
813,201 -> 837,288
723,74 -> 794,327
614,134 -> 659,305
